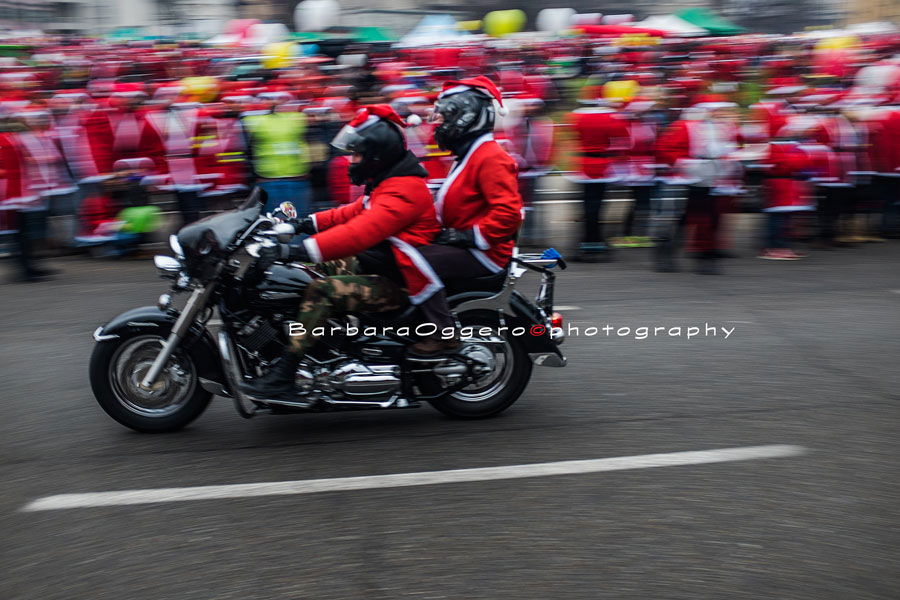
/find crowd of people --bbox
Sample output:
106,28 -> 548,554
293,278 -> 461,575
1,30 -> 900,280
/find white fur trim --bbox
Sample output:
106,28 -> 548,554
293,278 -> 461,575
354,115 -> 381,133
468,248 -> 504,273
434,133 -> 493,224
310,213 -> 319,232
303,237 -> 323,263
406,114 -> 422,126
387,236 -> 444,304
472,225 -> 490,250
438,85 -> 471,99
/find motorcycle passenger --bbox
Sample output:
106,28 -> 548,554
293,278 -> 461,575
411,76 -> 524,355
240,105 -> 441,401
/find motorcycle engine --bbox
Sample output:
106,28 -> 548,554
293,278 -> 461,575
296,360 -> 401,403
235,316 -> 284,361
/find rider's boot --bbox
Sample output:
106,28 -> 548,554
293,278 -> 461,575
240,350 -> 300,401
409,335 -> 462,357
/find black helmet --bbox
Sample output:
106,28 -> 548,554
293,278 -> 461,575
331,105 -> 408,185
431,89 -> 495,152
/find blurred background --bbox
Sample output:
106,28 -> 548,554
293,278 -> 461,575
3,4 -> 900,599
1,0 -> 899,278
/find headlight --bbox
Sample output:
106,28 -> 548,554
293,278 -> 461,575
170,234 -> 185,259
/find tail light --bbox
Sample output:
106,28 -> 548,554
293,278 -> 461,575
550,312 -> 565,344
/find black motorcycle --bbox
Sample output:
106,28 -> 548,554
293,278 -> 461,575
89,190 -> 567,432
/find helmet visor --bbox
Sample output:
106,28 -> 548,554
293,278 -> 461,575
427,104 -> 444,124
330,124 -> 365,154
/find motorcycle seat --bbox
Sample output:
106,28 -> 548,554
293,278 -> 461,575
444,270 -> 507,296
361,270 -> 509,327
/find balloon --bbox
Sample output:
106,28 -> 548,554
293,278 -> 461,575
262,42 -> 297,69
483,10 -> 526,38
224,19 -> 259,37
457,20 -> 483,32
602,79 -> 640,101
294,0 -> 340,32
536,8 -> 576,34
180,76 -> 219,102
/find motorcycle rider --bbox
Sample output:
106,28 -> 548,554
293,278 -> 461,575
411,76 -> 524,355
240,105 -> 441,402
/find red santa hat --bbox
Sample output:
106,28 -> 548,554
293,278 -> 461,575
332,104 -> 410,153
438,75 -> 508,116
692,94 -> 736,110
346,104 -> 408,130
111,82 -> 147,97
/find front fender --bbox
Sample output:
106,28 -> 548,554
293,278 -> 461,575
93,306 -> 226,383
449,291 -> 566,367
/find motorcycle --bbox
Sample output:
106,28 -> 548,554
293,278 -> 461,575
89,189 -> 567,432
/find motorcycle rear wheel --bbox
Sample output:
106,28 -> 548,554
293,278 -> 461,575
90,329 -> 212,433
428,313 -> 532,419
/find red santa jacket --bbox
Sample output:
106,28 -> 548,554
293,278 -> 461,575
809,114 -> 859,183
886,109 -> 900,174
142,106 -> 207,191
568,107 -> 629,182
869,108 -> 900,175
0,131 -> 27,202
78,107 -> 156,179
304,174 -> 442,304
763,141 -> 813,212
622,118 -> 658,185
749,101 -> 791,139
657,119 -> 740,187
194,109 -> 250,196
505,115 -> 554,178
434,133 -> 523,273
800,142 -> 848,188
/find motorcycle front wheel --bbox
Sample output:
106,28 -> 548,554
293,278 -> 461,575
428,312 -> 532,419
89,329 -> 212,433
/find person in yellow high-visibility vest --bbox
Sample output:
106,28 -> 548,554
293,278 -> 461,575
240,92 -> 310,215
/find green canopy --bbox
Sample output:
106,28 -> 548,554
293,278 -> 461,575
352,27 -> 394,44
676,8 -> 746,36
290,27 -> 395,44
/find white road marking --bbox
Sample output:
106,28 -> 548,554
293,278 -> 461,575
554,305 -> 582,311
21,445 -> 804,512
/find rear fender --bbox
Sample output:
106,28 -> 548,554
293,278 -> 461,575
449,291 -> 566,366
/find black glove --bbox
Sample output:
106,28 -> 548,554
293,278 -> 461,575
295,216 -> 316,235
258,242 -> 310,265
434,228 -> 477,248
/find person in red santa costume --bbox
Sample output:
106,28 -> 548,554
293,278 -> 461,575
194,95 -> 253,203
656,99 -> 743,274
806,98 -> 862,243
239,105 -> 441,401
142,92 -> 212,224
870,101 -> 900,238
411,75 -> 524,355
566,94 -> 629,261
617,97 -> 660,248
76,83 -> 155,182
0,108 -> 56,281
504,93 -> 554,247
758,126 -> 816,260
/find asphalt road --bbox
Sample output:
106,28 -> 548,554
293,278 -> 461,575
2,240 -> 899,600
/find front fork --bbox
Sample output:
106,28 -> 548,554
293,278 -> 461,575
139,282 -> 216,390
